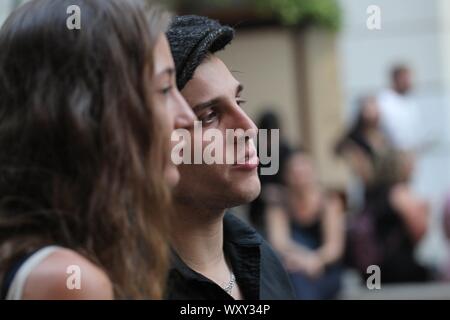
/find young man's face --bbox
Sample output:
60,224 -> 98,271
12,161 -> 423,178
174,55 -> 261,210
394,69 -> 412,95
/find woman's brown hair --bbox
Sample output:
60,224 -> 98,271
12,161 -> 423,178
0,0 -> 171,299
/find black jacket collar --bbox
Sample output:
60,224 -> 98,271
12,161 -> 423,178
168,212 -> 262,300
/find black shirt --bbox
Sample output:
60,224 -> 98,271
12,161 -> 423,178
166,212 -> 295,300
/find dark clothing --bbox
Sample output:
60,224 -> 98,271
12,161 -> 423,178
289,265 -> 343,300
364,186 -> 430,283
289,219 -> 343,300
347,130 -> 376,160
166,212 -> 295,300
1,251 -> 37,299
290,218 -> 323,250
346,186 -> 430,283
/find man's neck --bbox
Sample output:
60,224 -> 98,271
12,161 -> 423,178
171,205 -> 226,274
171,205 -> 245,300
392,86 -> 407,96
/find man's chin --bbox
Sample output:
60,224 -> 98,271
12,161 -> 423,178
234,174 -> 261,203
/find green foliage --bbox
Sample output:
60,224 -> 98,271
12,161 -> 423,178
257,0 -> 341,30
166,0 -> 341,30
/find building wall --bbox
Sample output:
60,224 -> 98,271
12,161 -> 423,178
0,0 -> 15,26
1,1 -> 29,26
439,0 -> 450,144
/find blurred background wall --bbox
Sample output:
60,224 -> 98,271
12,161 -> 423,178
0,1 -> 15,24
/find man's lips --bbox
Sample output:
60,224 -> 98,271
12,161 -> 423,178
233,145 -> 259,169
232,158 -> 259,170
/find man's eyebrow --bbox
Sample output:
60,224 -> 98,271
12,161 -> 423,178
236,84 -> 244,96
193,98 -> 221,113
193,84 -> 244,113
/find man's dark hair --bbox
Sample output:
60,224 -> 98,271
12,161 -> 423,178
166,15 -> 235,90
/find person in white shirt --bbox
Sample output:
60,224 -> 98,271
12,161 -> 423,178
377,65 -> 421,153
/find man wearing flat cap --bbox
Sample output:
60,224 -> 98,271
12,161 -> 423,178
166,15 -> 295,300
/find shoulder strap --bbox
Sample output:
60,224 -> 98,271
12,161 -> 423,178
5,246 -> 61,300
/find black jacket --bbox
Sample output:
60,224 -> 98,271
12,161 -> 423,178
166,212 -> 295,300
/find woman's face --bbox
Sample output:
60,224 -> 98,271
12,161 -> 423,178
361,97 -> 380,128
285,153 -> 316,190
152,34 -> 195,187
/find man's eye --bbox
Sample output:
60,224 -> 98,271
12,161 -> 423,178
237,98 -> 247,107
199,110 -> 218,124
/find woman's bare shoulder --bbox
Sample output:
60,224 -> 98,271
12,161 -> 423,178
22,247 -> 113,300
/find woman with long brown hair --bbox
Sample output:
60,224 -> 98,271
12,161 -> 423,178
0,0 -> 194,299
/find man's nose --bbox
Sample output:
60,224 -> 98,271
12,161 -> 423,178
231,107 -> 258,140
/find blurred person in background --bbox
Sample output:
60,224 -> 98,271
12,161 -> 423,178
335,95 -> 390,213
377,65 -> 419,153
0,0 -> 195,299
265,149 -> 345,300
346,150 -> 432,283
439,194 -> 450,281
249,111 -> 292,236
337,96 -> 390,162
